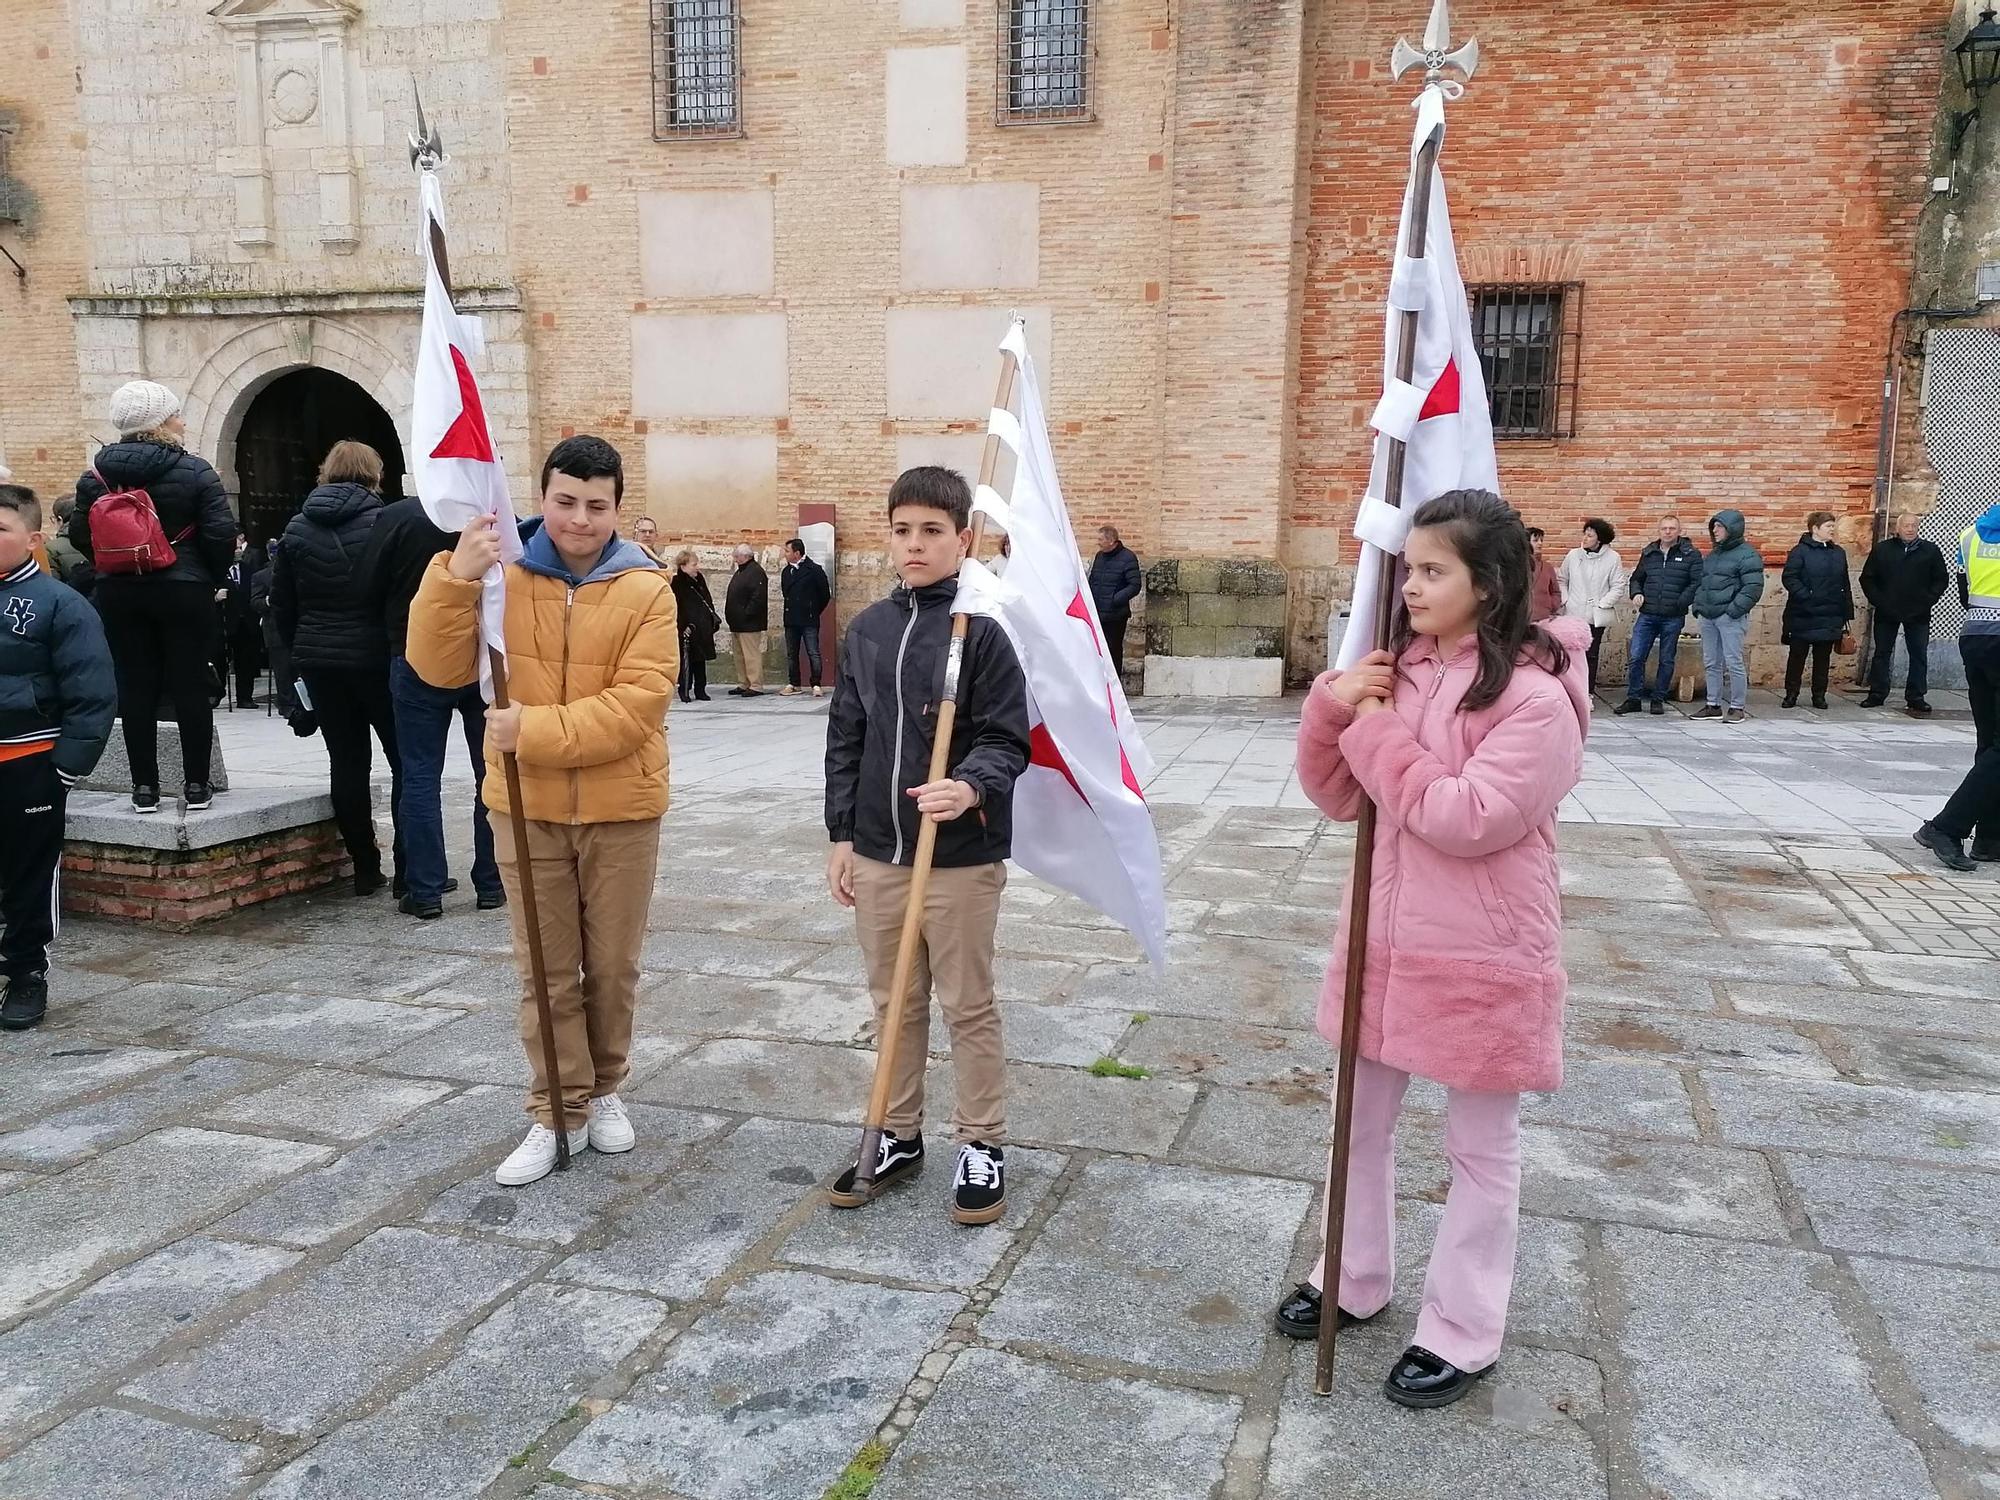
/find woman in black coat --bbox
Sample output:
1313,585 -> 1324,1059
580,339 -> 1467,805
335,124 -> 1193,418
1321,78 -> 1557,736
70,381 -> 239,812
271,441 -> 403,896
670,549 -> 721,703
1780,510 -> 1855,710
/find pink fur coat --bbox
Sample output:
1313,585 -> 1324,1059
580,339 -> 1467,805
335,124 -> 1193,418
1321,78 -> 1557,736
1297,617 -> 1590,1093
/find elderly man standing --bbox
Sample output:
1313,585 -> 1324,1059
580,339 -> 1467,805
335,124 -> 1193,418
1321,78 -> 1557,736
1860,511 -> 1949,717
724,544 -> 770,697
1089,525 -> 1143,672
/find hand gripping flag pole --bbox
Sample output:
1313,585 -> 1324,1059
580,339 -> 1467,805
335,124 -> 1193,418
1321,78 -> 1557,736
1316,1 -> 1481,1397
409,90 -> 570,1170
850,339 -> 1021,1195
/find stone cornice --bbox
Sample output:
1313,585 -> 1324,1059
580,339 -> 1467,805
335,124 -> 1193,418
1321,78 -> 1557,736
68,287 -> 522,319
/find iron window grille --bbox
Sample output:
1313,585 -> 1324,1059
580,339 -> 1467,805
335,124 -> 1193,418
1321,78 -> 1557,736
651,0 -> 742,140
1468,282 -> 1582,440
998,0 -> 1093,124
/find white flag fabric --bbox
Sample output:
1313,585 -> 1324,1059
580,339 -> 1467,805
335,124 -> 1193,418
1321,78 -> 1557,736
1336,85 -> 1499,670
411,170 -> 517,698
957,323 -> 1167,969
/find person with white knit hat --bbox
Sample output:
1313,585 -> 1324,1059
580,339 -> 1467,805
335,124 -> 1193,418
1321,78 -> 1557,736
69,380 -> 238,814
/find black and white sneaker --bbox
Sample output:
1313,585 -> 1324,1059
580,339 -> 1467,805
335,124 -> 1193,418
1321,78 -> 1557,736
132,785 -> 160,814
951,1141 -> 1006,1225
184,782 -> 214,812
828,1131 -> 924,1208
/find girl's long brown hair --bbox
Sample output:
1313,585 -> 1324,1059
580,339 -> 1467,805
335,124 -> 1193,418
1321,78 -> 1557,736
1387,488 -> 1572,712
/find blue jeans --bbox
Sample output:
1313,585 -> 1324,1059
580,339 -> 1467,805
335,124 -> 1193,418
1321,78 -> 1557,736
1699,614 -> 1751,710
390,655 -> 499,902
1625,613 -> 1683,703
785,620 -> 824,688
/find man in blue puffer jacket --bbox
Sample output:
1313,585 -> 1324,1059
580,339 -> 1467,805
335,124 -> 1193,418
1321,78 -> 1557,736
0,485 -> 116,1032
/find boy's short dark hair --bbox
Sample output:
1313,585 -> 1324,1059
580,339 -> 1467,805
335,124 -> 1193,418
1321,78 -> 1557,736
540,435 -> 625,503
784,537 -> 805,555
0,484 -> 43,531
888,466 -> 971,531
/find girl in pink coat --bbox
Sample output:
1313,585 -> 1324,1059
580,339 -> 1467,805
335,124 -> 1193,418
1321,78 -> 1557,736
1274,488 -> 1590,1409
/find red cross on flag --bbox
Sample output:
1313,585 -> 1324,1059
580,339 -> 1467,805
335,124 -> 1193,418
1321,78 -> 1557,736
1335,86 -> 1499,670
411,168 -> 517,695
956,324 -> 1167,969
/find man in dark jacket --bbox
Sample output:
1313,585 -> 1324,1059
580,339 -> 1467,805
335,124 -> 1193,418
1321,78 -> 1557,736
1088,526 -> 1143,672
357,495 -> 503,918
1691,509 -> 1765,723
780,537 -> 832,696
1615,515 -> 1704,715
0,486 -> 116,1031
1859,511 -> 1950,716
824,466 -> 1030,1225
723,544 -> 770,697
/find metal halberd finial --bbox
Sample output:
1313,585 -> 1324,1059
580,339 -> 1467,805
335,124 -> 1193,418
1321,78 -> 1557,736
1390,0 -> 1479,91
408,82 -> 445,172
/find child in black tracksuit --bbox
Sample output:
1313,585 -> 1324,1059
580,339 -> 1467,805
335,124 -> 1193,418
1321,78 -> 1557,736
0,485 -> 117,1031
823,466 -> 1031,1225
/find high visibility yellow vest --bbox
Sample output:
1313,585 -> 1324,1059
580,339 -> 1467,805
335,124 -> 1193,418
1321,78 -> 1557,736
1962,525 -> 2000,635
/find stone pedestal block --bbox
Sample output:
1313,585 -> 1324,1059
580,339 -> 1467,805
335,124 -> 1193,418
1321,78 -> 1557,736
82,719 -> 231,794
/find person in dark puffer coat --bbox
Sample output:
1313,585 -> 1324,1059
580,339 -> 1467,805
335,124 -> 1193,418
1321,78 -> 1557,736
271,441 -> 404,895
1780,511 -> 1854,711
70,380 -> 238,812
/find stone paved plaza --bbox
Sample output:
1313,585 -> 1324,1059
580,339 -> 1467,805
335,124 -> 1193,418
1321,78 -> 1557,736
0,694 -> 1996,1499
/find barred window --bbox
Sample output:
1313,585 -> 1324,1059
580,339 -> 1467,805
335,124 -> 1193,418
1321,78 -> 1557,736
998,0 -> 1093,124
1468,283 -> 1581,440
651,0 -> 742,140
0,121 -> 20,225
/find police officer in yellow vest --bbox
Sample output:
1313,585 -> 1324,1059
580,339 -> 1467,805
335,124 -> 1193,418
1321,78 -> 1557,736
1913,504 -> 2000,870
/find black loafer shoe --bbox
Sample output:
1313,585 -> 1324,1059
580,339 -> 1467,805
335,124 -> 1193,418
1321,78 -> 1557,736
1383,1344 -> 1493,1408
1915,822 -> 1976,873
1859,695 -> 1887,708
1648,700 -> 1666,715
398,895 -> 444,921
476,888 -> 507,910
828,1131 -> 924,1208
1612,698 -> 1641,716
1272,1282 -> 1380,1340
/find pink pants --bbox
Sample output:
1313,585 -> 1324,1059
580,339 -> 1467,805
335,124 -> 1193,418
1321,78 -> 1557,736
1309,1055 -> 1523,1372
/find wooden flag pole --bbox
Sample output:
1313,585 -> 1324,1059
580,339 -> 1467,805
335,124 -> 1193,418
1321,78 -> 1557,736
1314,128 -> 1444,1398
413,91 -> 568,1167
851,338 -> 1020,1192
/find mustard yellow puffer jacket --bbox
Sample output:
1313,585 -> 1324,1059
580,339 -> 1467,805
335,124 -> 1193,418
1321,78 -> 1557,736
406,536 -> 678,824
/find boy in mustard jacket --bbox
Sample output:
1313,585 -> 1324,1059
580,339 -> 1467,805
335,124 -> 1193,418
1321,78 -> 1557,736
408,436 -> 677,1186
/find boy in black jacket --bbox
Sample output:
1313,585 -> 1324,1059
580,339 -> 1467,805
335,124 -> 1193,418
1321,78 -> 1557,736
0,486 -> 116,1031
824,467 -> 1031,1224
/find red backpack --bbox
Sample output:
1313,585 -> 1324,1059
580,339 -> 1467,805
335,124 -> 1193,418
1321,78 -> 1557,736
87,462 -> 191,576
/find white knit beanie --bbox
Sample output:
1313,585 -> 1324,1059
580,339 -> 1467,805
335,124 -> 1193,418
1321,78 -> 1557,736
109,380 -> 183,437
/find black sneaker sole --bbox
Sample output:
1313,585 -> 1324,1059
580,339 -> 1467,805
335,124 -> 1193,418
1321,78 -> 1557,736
827,1159 -> 922,1209
950,1195 -> 1006,1226
0,1012 -> 47,1032
1383,1361 -> 1495,1409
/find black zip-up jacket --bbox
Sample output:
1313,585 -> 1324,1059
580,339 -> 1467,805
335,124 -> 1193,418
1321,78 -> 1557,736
272,482 -> 387,673
1860,535 -> 1950,623
825,576 -> 1031,869
725,559 -> 769,632
1626,537 -> 1704,618
71,440 -> 237,589
357,498 -> 455,658
1088,545 -> 1143,623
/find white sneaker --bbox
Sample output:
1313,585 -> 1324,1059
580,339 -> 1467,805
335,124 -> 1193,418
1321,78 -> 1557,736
588,1092 -> 636,1155
495,1122 -> 590,1187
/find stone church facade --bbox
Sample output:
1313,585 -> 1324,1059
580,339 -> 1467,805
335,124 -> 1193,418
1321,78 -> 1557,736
1,0 -> 1993,685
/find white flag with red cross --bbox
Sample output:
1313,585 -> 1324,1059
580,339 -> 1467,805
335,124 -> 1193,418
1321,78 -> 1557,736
1335,85 -> 1499,670
411,169 -> 517,697
956,324 -> 1167,969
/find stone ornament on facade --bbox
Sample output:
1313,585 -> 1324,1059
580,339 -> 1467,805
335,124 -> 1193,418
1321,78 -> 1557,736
269,66 -> 319,126
210,0 -> 361,251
